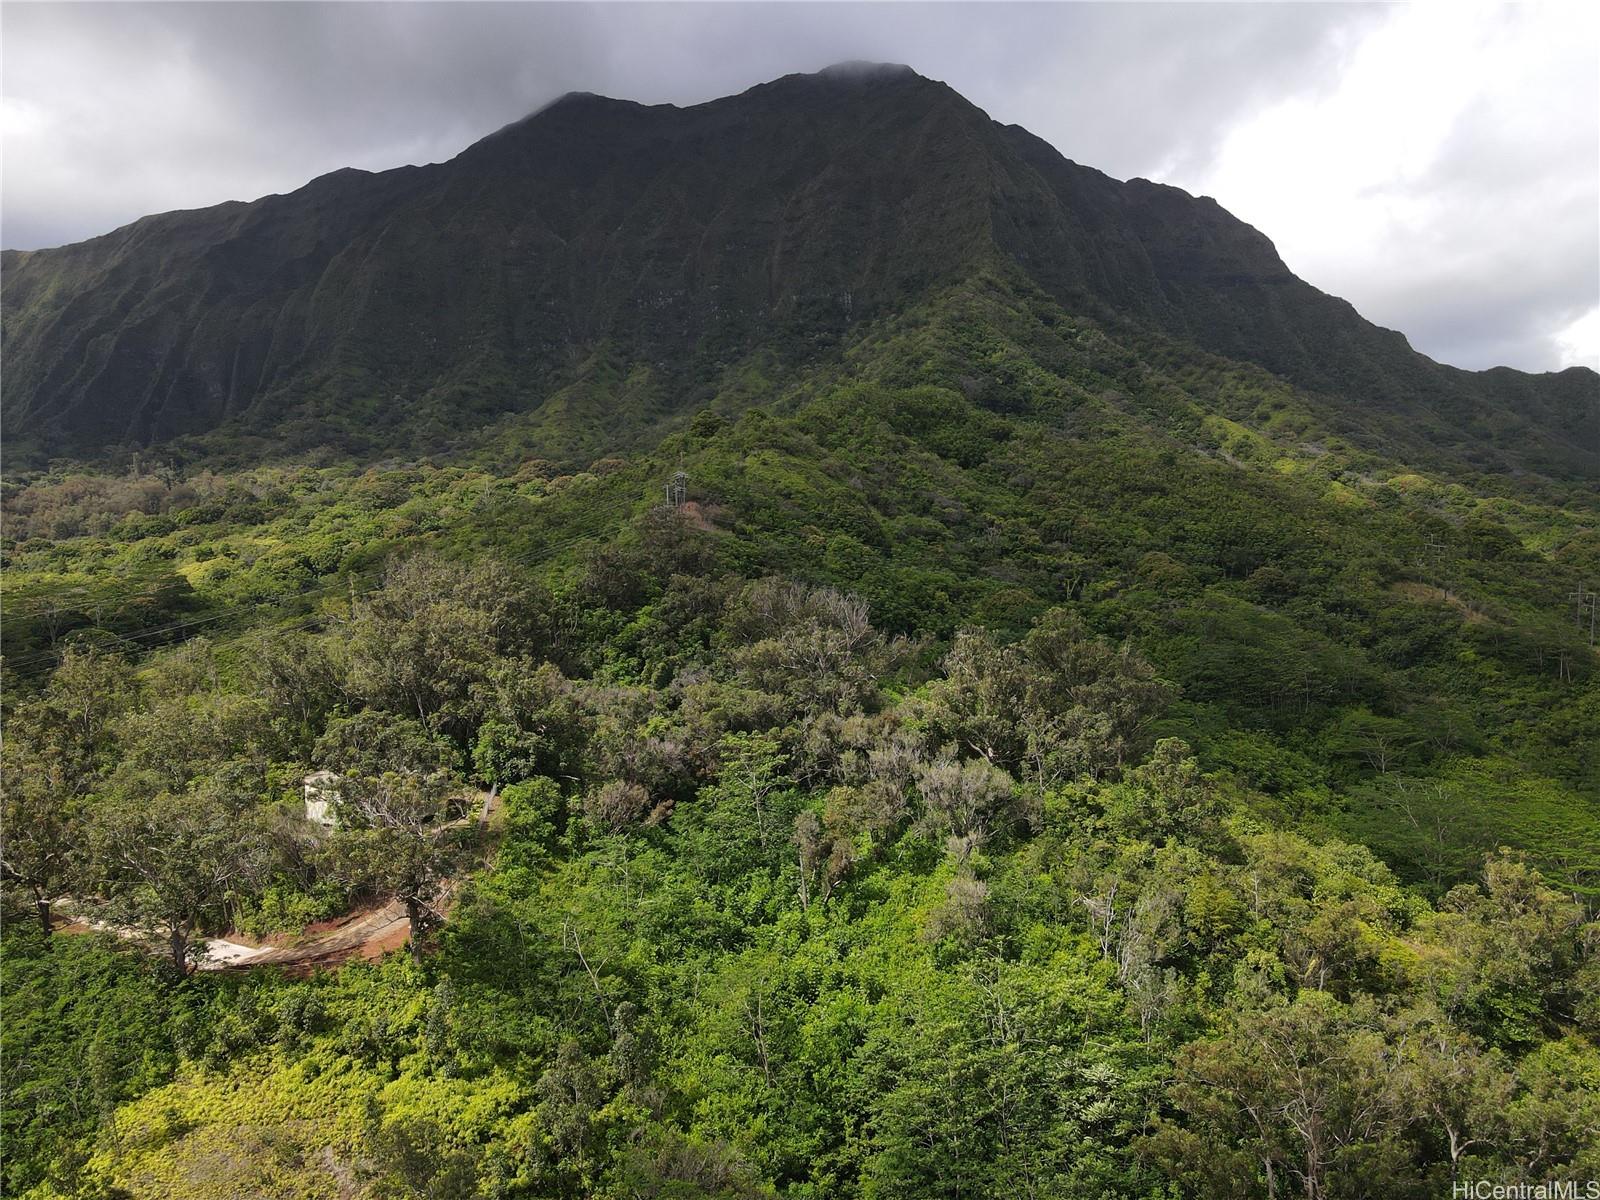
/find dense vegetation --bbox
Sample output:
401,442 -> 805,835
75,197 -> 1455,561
3,265 -> 1596,1198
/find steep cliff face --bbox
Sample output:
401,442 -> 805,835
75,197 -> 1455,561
3,63 -> 1594,474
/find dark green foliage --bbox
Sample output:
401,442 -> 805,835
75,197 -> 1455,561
1,518 -> 1596,1196
3,68 -> 1593,481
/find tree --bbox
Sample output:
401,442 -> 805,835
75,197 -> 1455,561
915,753 -> 1016,844
714,732 -> 791,855
1022,609 -> 1172,774
1502,1036 -> 1600,1178
345,554 -> 548,739
314,709 -> 454,780
919,616 -> 1172,794
673,733 -> 795,885
581,505 -> 715,611
241,628 -> 345,755
109,692 -> 273,797
0,742 -> 81,935
728,579 -> 899,717
919,629 -> 1033,768
587,780 -> 653,833
30,643 -> 136,774
1394,1012 -> 1514,1183
1147,991 -> 1410,1200
90,780 -> 270,971
1100,739 -> 1222,844
1326,708 -> 1419,776
2,705 -> 89,935
362,1101 -> 483,1200
472,660 -> 588,787
1423,854 -> 1588,1047
792,805 -> 856,910
525,1040 -> 611,1197
861,950 -> 1152,1199
608,1127 -> 767,1200
1,649 -> 136,935
335,769 -> 462,960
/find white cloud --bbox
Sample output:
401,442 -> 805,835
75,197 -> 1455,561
2,3 -> 1375,251
1167,2 -> 1599,372
1554,306 -> 1600,370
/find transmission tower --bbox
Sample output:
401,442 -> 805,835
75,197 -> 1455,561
666,470 -> 688,509
1418,538 -> 1450,598
1569,583 -> 1597,647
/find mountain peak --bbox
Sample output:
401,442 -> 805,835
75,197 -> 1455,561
531,89 -> 640,117
529,62 -> 923,126
2,63 -> 1592,477
815,60 -> 919,82
543,89 -> 606,108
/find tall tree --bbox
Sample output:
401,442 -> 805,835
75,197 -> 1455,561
1,726 -> 82,935
1147,991 -> 1409,1200
90,778 -> 270,971
0,647 -> 136,934
334,769 -> 463,960
345,554 -> 548,739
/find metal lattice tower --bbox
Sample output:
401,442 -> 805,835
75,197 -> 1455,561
1418,538 -> 1451,598
1568,583 -> 1596,647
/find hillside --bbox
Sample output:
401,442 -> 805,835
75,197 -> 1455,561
2,63 -> 1598,1200
4,63 -> 1595,476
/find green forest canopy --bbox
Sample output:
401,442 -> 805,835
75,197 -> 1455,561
3,276 -> 1597,1199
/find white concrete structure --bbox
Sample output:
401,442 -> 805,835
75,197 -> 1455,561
303,770 -> 342,828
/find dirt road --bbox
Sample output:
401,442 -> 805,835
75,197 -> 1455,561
56,900 -> 412,975
200,899 -> 411,975
57,789 -> 499,974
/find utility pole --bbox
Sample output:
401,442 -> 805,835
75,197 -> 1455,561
1569,583 -> 1596,647
1419,538 -> 1450,599
666,470 -> 688,509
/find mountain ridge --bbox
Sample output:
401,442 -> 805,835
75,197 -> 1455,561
2,62 -> 1594,476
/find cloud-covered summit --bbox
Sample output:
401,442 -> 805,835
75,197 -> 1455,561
2,2 -> 1594,371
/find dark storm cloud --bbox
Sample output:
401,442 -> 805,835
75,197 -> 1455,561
2,2 -> 1594,371
2,1 -> 1378,252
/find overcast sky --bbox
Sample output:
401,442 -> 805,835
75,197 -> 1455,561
3,2 -> 1596,372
